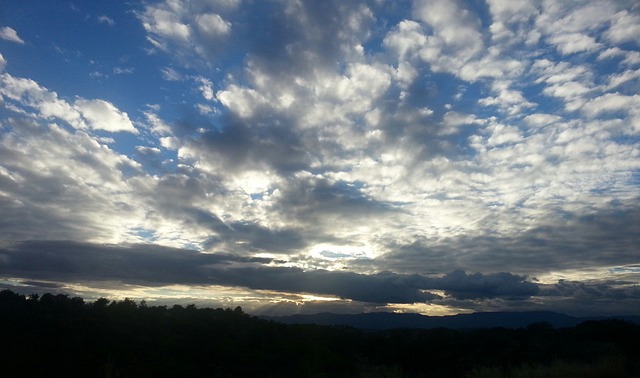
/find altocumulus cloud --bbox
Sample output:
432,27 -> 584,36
0,0 -> 639,316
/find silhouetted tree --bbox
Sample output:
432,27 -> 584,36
1,289 -> 639,377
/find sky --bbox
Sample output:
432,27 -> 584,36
0,0 -> 639,317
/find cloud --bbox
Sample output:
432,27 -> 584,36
0,74 -> 83,127
0,26 -> 25,44
429,270 -> 539,300
138,0 -> 236,65
2,0 -> 639,316
143,109 -> 173,136
161,67 -> 182,81
269,173 -> 397,227
478,80 -> 535,115
606,68 -> 640,90
0,73 -> 137,134
0,118 -> 144,243
485,0 -> 538,44
195,76 -> 215,101
4,0 -> 632,262
548,32 -> 602,55
581,93 -> 640,119
97,15 -> 115,27
535,279 -> 640,316
113,67 -> 134,75
0,240 -> 544,305
379,201 -> 640,276
413,0 -> 483,60
0,53 -> 5,72
74,99 -> 138,133
542,279 -> 640,301
176,113 -> 310,180
605,10 -> 640,45
195,13 -> 230,37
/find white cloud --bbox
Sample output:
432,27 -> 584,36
597,47 -> 625,60
606,68 -> 640,90
479,81 -> 535,115
383,20 -> 427,60
532,2 -> 630,59
486,123 -> 523,146
195,13 -> 231,37
141,6 -> 191,45
413,0 -> 483,59
97,15 -> 115,27
605,10 -> 640,45
0,53 -> 5,72
324,63 -> 392,113
0,73 -> 137,134
135,145 -> 161,155
161,67 -> 182,81
458,49 -> 526,81
384,1 -> 530,84
440,111 -> 481,135
196,103 -> 215,114
548,32 -> 602,55
531,59 -> 595,111
139,0 -> 235,63
409,0 -> 485,78
113,67 -> 134,75
216,85 -> 266,118
486,0 -> 538,44
621,51 -> 640,66
75,99 -> 138,134
195,76 -> 215,101
581,93 -> 640,118
537,1 -> 617,35
144,110 -> 172,136
486,0 -> 538,24
0,73 -> 84,128
0,26 -> 25,44
523,113 -> 562,128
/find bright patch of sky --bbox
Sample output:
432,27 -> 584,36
0,0 -> 639,316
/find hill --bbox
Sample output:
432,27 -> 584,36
262,310 -> 590,329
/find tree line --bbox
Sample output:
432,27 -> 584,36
1,289 -> 638,377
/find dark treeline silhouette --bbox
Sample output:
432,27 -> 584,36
1,290 -> 639,377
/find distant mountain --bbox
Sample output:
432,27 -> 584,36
262,311 -> 640,330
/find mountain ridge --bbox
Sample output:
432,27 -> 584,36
261,310 -> 640,330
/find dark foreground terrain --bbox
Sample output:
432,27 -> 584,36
1,290 -> 639,377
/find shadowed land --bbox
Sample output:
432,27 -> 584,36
1,290 -> 639,377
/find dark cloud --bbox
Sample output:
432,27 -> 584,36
213,267 -> 439,304
0,240 -> 544,305
203,219 -> 308,254
272,175 -> 397,223
540,279 -> 640,301
0,240 -> 230,286
239,0 -> 377,77
380,200 -> 640,276
428,270 -> 539,300
529,280 -> 640,316
181,113 -> 311,175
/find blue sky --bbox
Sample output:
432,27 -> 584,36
1,0 -> 639,316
